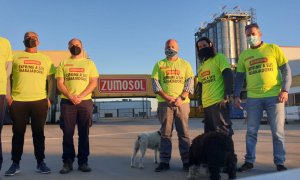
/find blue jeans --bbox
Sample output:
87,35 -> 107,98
157,102 -> 190,164
245,96 -> 285,165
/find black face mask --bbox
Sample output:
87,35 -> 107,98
198,47 -> 215,61
23,38 -> 37,48
69,46 -> 81,56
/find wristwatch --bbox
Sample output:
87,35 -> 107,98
180,95 -> 186,101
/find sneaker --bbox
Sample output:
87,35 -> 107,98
5,163 -> 20,176
276,165 -> 287,171
78,163 -> 91,172
237,162 -> 253,172
183,163 -> 189,172
60,163 -> 73,174
155,162 -> 170,172
36,162 -> 51,174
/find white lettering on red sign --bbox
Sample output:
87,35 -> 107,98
99,79 -> 147,92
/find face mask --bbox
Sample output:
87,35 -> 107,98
247,35 -> 259,46
165,48 -> 178,58
69,46 -> 81,56
23,38 -> 37,48
198,47 -> 215,61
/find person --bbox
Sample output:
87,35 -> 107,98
151,39 -> 194,172
56,38 -> 99,174
0,36 -> 13,171
234,23 -> 292,172
196,37 -> 234,136
5,32 -> 55,176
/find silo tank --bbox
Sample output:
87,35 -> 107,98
221,20 -> 230,58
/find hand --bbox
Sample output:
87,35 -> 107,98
76,95 -> 83,104
6,96 -> 13,106
198,105 -> 203,112
47,98 -> 51,108
234,97 -> 243,110
166,96 -> 176,106
278,91 -> 288,103
219,99 -> 229,108
69,94 -> 82,105
174,97 -> 183,107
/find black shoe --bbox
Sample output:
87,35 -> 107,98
5,163 -> 20,176
36,162 -> 51,174
78,163 -> 91,172
238,162 -> 253,172
276,165 -> 287,171
59,163 -> 73,174
182,163 -> 189,172
155,162 -> 170,172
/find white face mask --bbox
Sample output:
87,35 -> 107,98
247,35 -> 260,46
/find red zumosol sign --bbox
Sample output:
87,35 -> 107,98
99,79 -> 147,93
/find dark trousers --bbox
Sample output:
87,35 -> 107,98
203,102 -> 233,136
0,95 -> 5,170
9,99 -> 48,164
60,99 -> 93,165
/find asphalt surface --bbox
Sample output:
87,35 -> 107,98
1,118 -> 300,180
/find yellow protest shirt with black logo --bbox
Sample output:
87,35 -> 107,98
237,43 -> 288,98
151,58 -> 194,103
0,37 -> 13,95
197,53 -> 230,108
12,51 -> 56,101
55,57 -> 99,100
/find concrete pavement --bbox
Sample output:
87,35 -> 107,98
0,118 -> 300,180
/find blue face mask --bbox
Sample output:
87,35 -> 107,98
247,35 -> 260,46
165,48 -> 178,58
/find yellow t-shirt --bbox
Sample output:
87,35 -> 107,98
197,53 -> 230,108
0,37 -> 13,95
55,57 -> 99,100
237,43 -> 288,98
12,51 -> 56,101
151,58 -> 194,103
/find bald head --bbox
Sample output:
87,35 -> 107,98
165,39 -> 179,51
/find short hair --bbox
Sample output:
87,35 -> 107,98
68,38 -> 82,46
24,31 -> 38,39
245,23 -> 260,31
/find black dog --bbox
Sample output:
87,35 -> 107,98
187,131 -> 237,180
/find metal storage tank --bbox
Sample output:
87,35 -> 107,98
195,10 -> 251,71
229,20 -> 237,65
208,26 -> 214,43
239,20 -> 248,53
235,21 -> 241,56
221,19 -> 230,58
216,22 -> 223,53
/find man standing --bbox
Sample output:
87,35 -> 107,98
0,36 -> 13,171
56,38 -> 99,174
196,37 -> 234,136
152,39 -> 194,172
234,23 -> 292,172
5,32 -> 55,176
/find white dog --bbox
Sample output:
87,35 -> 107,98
130,130 -> 161,169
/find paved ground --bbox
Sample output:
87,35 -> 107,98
0,118 -> 300,180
